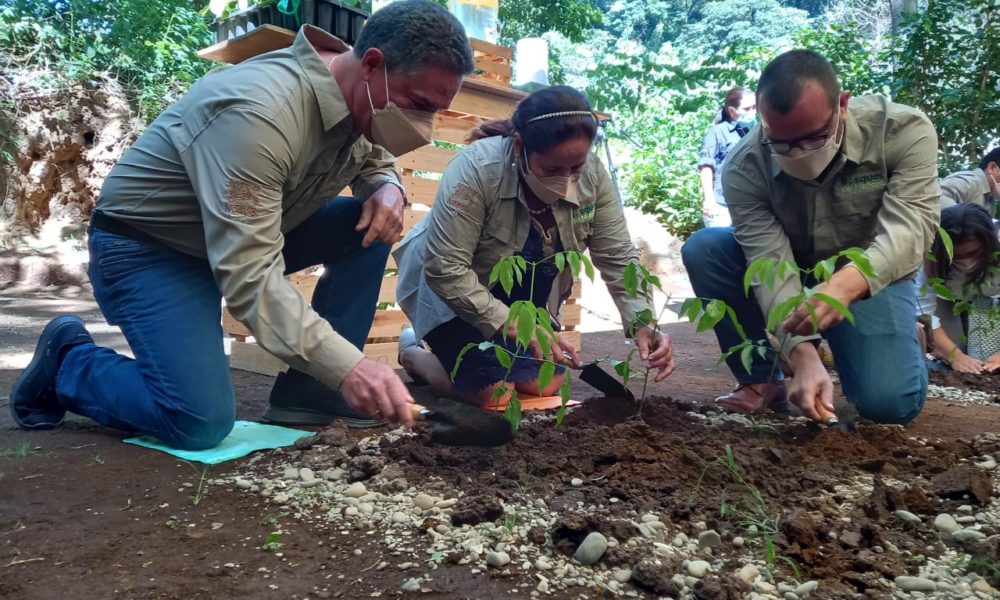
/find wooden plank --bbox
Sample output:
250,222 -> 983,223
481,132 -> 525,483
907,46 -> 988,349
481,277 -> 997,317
230,340 -> 287,376
363,341 -> 401,369
433,113 -> 477,145
462,77 -> 527,102
450,85 -> 519,120
470,38 -> 513,60
473,55 -> 512,79
395,145 -> 457,174
368,309 -> 411,339
379,276 -> 398,304
561,330 -> 581,350
401,175 -> 441,207
198,24 -> 295,64
561,302 -> 582,327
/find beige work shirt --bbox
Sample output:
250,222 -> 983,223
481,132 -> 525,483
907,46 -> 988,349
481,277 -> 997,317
939,168 -> 996,215
722,95 -> 940,351
393,136 -> 649,340
97,25 -> 403,388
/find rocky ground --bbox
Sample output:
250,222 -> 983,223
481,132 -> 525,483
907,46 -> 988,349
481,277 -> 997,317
4,288 -> 1000,599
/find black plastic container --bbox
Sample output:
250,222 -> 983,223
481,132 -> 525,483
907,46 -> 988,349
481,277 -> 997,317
213,0 -> 369,45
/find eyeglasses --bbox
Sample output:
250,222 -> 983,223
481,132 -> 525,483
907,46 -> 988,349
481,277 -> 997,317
761,109 -> 837,155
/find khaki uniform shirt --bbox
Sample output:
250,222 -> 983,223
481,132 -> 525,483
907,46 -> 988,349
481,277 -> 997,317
393,136 -> 649,340
722,95 -> 940,350
939,168 -> 996,215
97,26 -> 402,388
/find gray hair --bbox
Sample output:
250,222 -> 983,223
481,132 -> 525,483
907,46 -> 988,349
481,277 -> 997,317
758,49 -> 841,115
354,0 -> 474,76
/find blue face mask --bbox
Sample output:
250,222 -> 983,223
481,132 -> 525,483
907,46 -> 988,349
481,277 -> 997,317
736,115 -> 757,129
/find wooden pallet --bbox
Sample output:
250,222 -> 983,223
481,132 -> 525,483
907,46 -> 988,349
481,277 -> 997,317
203,29 -> 585,375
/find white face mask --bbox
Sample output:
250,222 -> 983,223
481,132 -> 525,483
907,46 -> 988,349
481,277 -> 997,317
364,66 -> 435,157
520,149 -> 580,205
772,108 -> 844,181
952,257 -> 979,273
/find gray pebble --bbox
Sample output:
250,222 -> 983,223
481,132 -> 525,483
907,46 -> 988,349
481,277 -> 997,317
894,510 -> 922,525
784,593 -> 799,600
412,493 -> 437,510
234,478 -> 252,490
687,560 -> 710,578
400,578 -> 421,593
613,568 -> 632,583
641,514 -> 659,523
895,576 -> 937,592
698,529 -> 722,548
570,478 -> 583,487
934,513 -> 960,534
391,511 -> 410,524
738,564 -> 759,584
344,506 -> 359,517
795,580 -> 819,597
534,556 -> 552,571
574,532 -> 608,566
957,516 -> 978,524
486,551 -> 511,568
282,467 -> 299,480
953,529 -> 987,542
299,468 -> 315,482
732,536 -> 745,548
345,482 -> 367,498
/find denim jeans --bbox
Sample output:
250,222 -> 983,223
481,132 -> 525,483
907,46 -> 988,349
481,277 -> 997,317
681,227 -> 927,425
56,197 -> 391,449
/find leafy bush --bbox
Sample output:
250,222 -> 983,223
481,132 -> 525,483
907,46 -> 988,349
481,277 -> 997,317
0,0 -> 215,122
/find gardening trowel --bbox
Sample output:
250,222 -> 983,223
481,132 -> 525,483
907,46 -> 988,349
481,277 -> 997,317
407,392 -> 514,447
577,362 -> 636,402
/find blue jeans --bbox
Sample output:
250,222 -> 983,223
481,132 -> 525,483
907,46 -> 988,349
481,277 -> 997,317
56,197 -> 391,449
681,227 -> 927,425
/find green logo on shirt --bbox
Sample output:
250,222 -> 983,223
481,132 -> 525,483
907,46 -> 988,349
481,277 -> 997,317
572,203 -> 596,224
839,173 -> 885,194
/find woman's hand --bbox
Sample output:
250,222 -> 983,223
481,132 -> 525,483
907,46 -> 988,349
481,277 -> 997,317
983,352 -> 1000,373
634,328 -> 676,382
950,351 -> 985,374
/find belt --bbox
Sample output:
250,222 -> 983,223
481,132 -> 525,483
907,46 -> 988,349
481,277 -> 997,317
90,211 -> 160,244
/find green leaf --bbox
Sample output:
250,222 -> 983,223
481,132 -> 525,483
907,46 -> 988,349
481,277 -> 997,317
488,261 -> 503,287
556,373 -> 572,426
813,292 -> 855,325
624,263 -> 639,298
535,325 -> 553,358
581,254 -> 595,281
630,308 -> 655,335
744,258 -> 764,296
538,361 -> 556,394
503,393 -> 522,432
679,298 -> 702,323
555,252 -> 566,273
724,305 -> 747,341
767,294 -> 805,332
516,302 -> 535,349
499,263 -> 514,296
567,252 -> 582,277
740,344 -> 754,375
697,299 -> 726,332
804,302 -> 819,333
494,345 -> 513,369
762,260 -> 777,290
939,226 -> 954,262
450,342 -> 478,381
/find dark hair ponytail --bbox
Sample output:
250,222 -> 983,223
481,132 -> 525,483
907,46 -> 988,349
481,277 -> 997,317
467,86 -> 597,155
719,86 -> 752,123
931,203 -> 1000,284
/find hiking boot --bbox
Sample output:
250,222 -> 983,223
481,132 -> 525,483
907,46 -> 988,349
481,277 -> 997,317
10,315 -> 94,429
264,368 -> 387,428
714,380 -> 791,415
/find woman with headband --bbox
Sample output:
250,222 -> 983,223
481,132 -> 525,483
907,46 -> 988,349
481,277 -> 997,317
392,86 -> 676,407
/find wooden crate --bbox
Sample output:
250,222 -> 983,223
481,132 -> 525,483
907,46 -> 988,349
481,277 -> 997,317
202,29 -> 583,375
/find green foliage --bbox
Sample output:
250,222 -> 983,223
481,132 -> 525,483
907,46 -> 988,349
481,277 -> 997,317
676,0 -> 810,57
499,0 -> 602,46
0,0 -> 215,122
893,0 -> 1000,173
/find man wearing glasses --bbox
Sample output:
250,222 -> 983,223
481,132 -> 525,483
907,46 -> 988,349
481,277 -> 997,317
681,49 -> 939,425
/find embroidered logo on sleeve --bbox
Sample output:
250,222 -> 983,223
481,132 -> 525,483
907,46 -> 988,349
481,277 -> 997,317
572,203 -> 596,224
226,180 -> 261,220
447,183 -> 477,216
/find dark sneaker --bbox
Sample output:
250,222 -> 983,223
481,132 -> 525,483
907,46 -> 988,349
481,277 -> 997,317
10,315 -> 93,430
264,369 -> 387,428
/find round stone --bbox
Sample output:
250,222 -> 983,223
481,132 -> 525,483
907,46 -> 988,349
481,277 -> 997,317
795,580 -> 819,597
345,482 -> 367,498
570,478 -> 583,487
486,551 -> 511,568
344,506 -> 359,517
894,510 -> 921,525
401,578 -> 421,593
613,568 -> 632,583
573,532 -> 608,566
739,564 -> 760,584
698,530 -> 722,548
687,560 -> 711,578
894,576 -> 937,592
412,493 -> 437,510
933,513 -> 960,534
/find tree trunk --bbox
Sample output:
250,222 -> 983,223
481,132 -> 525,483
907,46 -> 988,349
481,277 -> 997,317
890,0 -> 919,33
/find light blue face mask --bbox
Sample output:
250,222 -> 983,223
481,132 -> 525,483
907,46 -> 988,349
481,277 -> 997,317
736,115 -> 757,129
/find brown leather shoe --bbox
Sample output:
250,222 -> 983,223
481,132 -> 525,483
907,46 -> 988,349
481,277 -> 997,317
715,381 -> 791,415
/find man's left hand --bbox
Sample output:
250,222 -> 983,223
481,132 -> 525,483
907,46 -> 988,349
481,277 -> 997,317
783,267 -> 869,337
985,351 -> 1000,373
356,183 -> 405,247
635,328 -> 676,382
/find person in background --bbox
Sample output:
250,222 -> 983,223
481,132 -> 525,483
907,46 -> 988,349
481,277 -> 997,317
393,86 -> 676,406
681,49 -> 939,425
939,147 -> 1000,217
698,86 -> 757,228
918,204 -> 1000,373
9,0 -> 473,449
